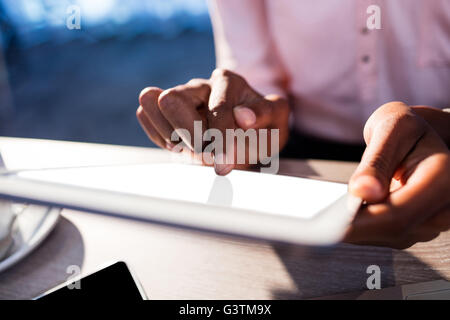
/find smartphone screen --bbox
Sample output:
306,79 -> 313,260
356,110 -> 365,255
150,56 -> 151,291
36,261 -> 146,300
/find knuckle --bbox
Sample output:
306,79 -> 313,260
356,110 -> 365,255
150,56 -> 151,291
394,110 -> 425,132
209,104 -> 225,114
139,86 -> 160,105
186,78 -> 211,95
366,154 -> 391,176
211,68 -> 231,78
187,78 -> 208,87
376,101 -> 410,116
158,88 -> 182,114
364,102 -> 426,142
211,68 -> 244,82
380,105 -> 425,134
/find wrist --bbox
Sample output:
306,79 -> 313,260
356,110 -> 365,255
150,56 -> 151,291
264,94 -> 290,151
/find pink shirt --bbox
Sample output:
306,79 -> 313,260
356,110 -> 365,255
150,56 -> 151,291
209,0 -> 450,143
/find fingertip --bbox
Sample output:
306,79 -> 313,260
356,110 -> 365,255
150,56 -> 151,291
349,175 -> 386,202
214,164 -> 234,176
136,105 -> 144,118
139,87 -> 162,106
165,142 -> 176,151
213,153 -> 234,175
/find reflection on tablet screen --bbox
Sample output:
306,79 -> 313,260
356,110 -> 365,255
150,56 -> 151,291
18,163 -> 348,220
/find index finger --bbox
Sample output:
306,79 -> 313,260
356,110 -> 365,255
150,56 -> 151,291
207,69 -> 246,175
158,79 -> 210,152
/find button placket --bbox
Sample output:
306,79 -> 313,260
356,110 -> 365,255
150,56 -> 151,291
355,0 -> 380,119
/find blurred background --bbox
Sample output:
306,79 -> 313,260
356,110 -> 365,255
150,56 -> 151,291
0,0 -> 215,147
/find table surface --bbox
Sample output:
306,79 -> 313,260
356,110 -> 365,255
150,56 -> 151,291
0,137 -> 448,300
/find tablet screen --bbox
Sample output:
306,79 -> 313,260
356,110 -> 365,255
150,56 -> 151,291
16,163 -> 347,220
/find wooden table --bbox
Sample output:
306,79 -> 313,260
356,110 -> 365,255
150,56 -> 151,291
0,137 -> 448,299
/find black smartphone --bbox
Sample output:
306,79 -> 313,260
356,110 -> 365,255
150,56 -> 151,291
34,261 -> 147,300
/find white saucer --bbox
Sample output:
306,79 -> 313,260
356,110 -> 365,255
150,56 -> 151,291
0,203 -> 61,273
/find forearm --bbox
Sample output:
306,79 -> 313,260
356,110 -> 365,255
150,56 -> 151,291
412,106 -> 450,147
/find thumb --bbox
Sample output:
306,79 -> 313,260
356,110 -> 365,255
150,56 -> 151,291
349,102 -> 426,203
233,100 -> 272,130
349,167 -> 388,203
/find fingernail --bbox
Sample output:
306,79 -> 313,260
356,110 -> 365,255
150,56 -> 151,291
214,153 -> 234,175
350,175 -> 384,201
214,163 -> 234,175
233,106 -> 256,128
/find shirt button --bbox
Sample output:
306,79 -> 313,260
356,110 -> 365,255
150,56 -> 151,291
362,55 -> 370,63
361,27 -> 369,34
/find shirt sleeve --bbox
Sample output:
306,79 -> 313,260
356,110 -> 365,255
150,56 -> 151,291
208,0 -> 288,98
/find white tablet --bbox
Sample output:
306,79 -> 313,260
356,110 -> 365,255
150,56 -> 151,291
0,163 -> 361,245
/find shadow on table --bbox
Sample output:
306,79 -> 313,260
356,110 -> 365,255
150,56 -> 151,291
271,158 -> 446,299
0,217 -> 85,299
271,242 -> 446,299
